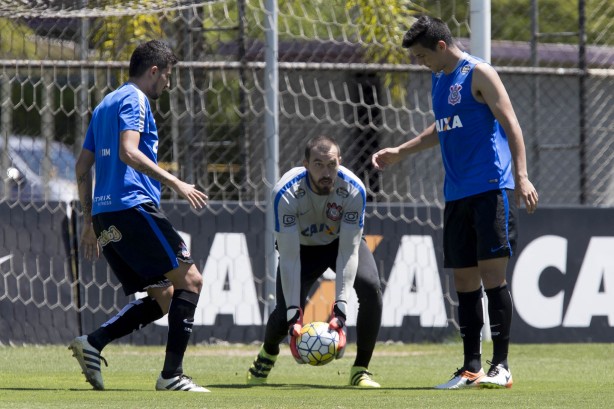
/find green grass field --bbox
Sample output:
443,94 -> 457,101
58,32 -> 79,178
0,342 -> 612,408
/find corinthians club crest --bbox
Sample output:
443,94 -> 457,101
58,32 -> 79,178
326,202 -> 342,221
448,83 -> 462,105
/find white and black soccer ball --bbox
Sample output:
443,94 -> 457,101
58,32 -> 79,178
295,321 -> 339,366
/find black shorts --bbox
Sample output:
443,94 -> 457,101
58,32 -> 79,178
92,202 -> 193,295
443,189 -> 517,269
265,237 -> 382,347
274,238 -> 382,310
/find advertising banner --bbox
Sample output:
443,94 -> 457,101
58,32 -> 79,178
1,203 -> 612,344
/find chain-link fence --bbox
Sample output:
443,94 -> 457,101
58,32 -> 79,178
0,0 -> 612,339
1,0 -> 612,210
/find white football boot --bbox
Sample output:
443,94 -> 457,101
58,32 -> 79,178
155,374 -> 210,392
434,367 -> 485,389
68,335 -> 107,390
479,362 -> 513,389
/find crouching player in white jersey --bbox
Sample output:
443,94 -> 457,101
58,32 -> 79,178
247,135 -> 383,387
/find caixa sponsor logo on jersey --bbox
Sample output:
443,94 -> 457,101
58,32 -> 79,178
301,223 -> 337,237
435,115 -> 463,132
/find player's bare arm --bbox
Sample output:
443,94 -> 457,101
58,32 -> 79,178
75,149 -> 100,260
119,130 -> 208,209
473,64 -> 539,214
371,123 -> 439,170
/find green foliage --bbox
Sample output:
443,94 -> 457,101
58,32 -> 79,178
415,0 -> 613,46
492,0 -> 577,43
202,0 -> 349,51
0,343 -> 612,408
0,17 -> 39,59
347,0 -> 422,63
89,0 -> 164,63
412,0 -> 471,38
277,0 -> 347,40
346,0 -> 425,102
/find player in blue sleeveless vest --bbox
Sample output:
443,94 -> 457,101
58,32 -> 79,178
70,40 -> 210,392
372,16 -> 538,389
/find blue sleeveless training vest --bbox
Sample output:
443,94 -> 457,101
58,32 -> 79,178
431,53 -> 514,201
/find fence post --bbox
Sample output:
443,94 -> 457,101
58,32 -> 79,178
264,0 -> 279,320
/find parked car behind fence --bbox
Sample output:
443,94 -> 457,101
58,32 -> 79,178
1,135 -> 78,203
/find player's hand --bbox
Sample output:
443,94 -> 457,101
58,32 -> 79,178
371,147 -> 402,171
287,306 -> 305,364
515,176 -> 538,214
172,179 -> 208,209
328,301 -> 347,359
80,222 -> 100,261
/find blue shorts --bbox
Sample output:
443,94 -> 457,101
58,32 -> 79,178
92,202 -> 193,295
443,189 -> 517,269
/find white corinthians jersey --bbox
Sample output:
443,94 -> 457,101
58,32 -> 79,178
273,166 -> 366,246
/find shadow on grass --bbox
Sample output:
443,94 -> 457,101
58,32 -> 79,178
209,383 -> 434,391
0,387 -> 176,392
0,384 -> 435,392
0,387 -> 113,392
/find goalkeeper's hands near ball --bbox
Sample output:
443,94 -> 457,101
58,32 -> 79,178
287,306 -> 305,364
329,301 -> 347,359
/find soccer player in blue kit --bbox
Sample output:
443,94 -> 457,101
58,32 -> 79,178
372,16 -> 538,389
70,40 -> 210,392
247,135 -> 383,387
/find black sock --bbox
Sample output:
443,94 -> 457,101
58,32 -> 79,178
263,343 -> 280,356
262,305 -> 288,356
88,296 -> 164,351
354,348 -> 374,369
353,280 -> 382,369
457,288 -> 484,373
486,285 -> 513,369
161,289 -> 199,379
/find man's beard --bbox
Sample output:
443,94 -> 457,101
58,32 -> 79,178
315,178 -> 333,194
309,174 -> 333,195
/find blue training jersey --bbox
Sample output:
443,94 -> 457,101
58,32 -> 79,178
83,82 -> 161,215
431,53 -> 514,201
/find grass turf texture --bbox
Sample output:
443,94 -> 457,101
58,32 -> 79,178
0,342 -> 612,408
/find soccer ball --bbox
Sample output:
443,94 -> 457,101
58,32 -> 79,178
295,321 -> 339,366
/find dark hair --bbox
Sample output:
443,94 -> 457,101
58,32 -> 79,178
129,40 -> 178,78
402,15 -> 453,50
304,135 -> 340,161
